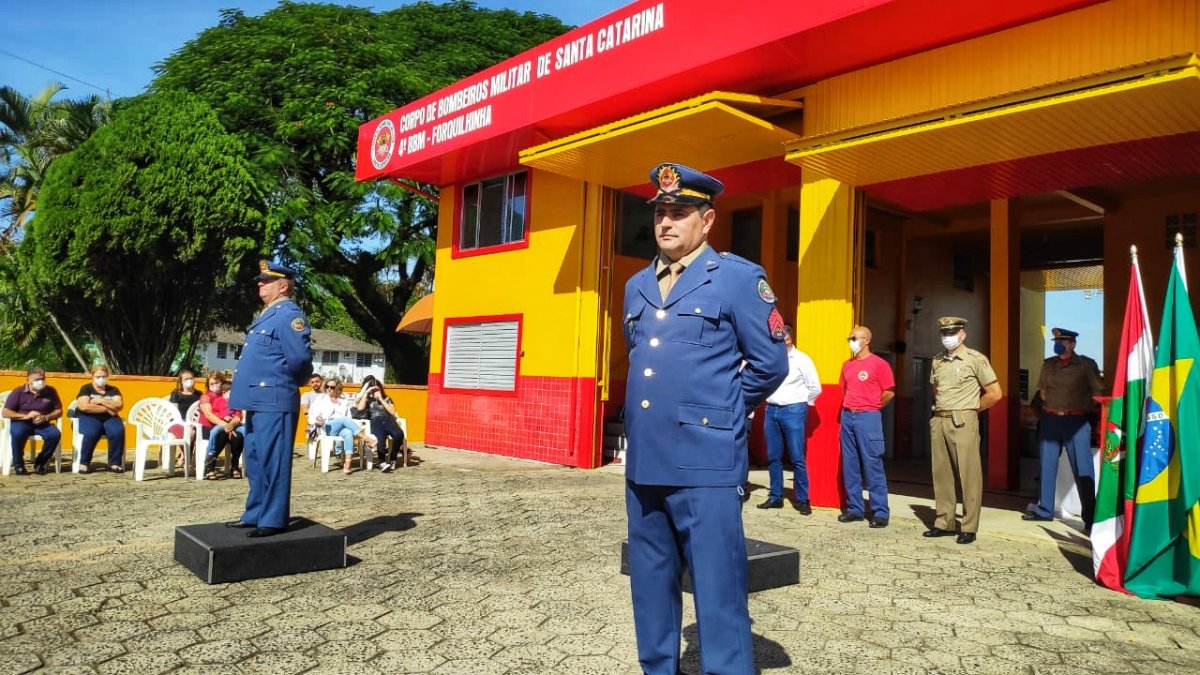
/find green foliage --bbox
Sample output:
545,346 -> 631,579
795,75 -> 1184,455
152,1 -> 568,382
21,91 -> 267,374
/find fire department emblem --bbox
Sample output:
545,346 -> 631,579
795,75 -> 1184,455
371,119 -> 396,171
857,370 -> 869,381
657,164 -> 681,193
757,278 -> 776,304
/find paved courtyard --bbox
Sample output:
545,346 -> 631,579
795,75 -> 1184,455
2,445 -> 1199,675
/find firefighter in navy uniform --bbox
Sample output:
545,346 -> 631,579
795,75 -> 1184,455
622,163 -> 788,675
227,261 -> 314,538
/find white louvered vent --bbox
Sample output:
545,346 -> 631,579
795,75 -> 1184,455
445,320 -> 518,391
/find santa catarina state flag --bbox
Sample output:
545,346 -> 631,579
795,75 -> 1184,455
1125,244 -> 1200,599
1093,254 -> 1152,593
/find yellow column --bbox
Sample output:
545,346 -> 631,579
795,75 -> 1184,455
796,170 -> 860,507
988,198 -> 1020,490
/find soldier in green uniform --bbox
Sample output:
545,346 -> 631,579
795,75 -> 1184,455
924,317 -> 1002,544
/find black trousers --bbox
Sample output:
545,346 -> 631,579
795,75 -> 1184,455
369,416 -> 405,463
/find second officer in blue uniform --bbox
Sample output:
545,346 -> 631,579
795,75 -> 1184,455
228,261 -> 314,538
623,163 -> 788,675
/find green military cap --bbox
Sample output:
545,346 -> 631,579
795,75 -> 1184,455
937,316 -> 967,333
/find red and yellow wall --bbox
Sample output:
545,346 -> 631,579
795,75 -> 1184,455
425,173 -> 604,467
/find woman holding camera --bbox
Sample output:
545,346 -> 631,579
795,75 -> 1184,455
354,375 -> 405,472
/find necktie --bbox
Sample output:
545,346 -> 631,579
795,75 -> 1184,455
664,262 -> 684,298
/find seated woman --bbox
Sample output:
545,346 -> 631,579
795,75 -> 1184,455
198,371 -> 244,480
354,375 -> 405,472
74,364 -> 125,473
3,365 -> 64,475
167,369 -> 202,464
309,377 -> 376,474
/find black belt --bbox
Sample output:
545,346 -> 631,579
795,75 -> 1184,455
842,408 -> 877,414
933,410 -> 975,418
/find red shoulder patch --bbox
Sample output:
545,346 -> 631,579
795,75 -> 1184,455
768,308 -> 785,340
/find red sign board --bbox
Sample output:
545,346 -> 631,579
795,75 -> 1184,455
356,0 -> 1102,186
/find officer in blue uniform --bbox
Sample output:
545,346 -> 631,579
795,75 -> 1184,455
227,261 -> 314,538
623,163 -> 788,675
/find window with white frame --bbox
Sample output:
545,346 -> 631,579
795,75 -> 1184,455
355,352 -> 373,368
444,320 -> 519,391
460,171 -> 527,250
321,350 -> 338,365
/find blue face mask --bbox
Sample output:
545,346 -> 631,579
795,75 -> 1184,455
1053,341 -> 1067,356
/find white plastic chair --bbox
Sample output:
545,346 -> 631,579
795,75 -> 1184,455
128,398 -> 190,481
317,431 -> 372,473
396,416 -> 409,468
185,401 -> 208,481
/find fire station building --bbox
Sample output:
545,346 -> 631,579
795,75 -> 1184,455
357,0 -> 1200,507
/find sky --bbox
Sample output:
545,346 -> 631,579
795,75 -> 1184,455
1045,289 -> 1104,363
1,0 -> 631,100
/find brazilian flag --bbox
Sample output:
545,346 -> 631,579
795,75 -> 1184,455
1125,244 -> 1200,599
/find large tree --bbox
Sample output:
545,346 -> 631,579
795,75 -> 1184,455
22,91 -> 268,374
152,1 -> 568,382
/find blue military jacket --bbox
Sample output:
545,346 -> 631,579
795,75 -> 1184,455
622,246 -> 788,487
229,298 -> 314,413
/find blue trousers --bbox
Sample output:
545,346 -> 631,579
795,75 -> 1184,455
764,402 -> 809,501
1032,414 -> 1095,525
625,481 -> 753,675
9,420 -> 61,468
323,417 -> 361,454
241,411 -> 296,530
76,415 -> 125,467
839,410 -> 889,519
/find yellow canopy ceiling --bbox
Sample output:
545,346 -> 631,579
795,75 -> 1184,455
520,92 -> 801,189
786,57 -> 1200,186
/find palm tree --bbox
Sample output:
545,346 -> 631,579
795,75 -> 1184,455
0,83 -> 110,369
0,83 -> 111,238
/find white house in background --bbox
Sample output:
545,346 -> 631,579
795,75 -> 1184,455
198,327 -> 387,384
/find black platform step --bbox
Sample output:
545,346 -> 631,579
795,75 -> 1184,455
175,517 -> 346,584
619,538 -> 799,593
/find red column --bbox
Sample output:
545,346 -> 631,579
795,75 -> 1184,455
987,199 -> 1020,490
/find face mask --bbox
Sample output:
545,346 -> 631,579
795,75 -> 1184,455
941,335 -> 961,351
182,378 -> 194,389
1053,342 -> 1067,356
848,339 -> 862,355
30,379 -> 46,392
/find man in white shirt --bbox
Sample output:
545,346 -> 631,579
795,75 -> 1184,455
757,325 -> 822,514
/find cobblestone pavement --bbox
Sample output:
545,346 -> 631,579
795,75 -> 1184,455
2,445 -> 1199,675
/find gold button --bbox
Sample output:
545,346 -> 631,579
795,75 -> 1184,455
641,400 -> 650,409
649,338 -> 660,347
643,368 -> 653,377
694,307 -> 702,314
656,309 -> 667,319
702,417 -> 709,425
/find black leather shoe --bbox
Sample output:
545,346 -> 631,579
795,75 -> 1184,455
224,520 -> 256,529
869,517 -> 889,529
34,464 -> 47,476
247,527 -> 285,538
1021,511 -> 1052,521
837,513 -> 864,523
793,500 -> 812,515
923,527 -> 955,538
756,498 -> 784,509
13,465 -> 29,476
956,532 -> 977,544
